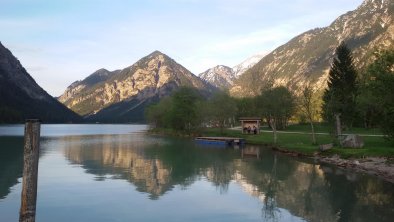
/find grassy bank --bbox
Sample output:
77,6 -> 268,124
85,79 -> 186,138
201,125 -> 394,158
148,124 -> 394,158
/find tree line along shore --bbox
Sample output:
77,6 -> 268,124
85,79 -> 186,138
146,44 -> 394,182
146,43 -> 393,157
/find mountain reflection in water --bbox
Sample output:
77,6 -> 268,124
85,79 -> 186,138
0,137 -> 24,199
60,134 -> 394,222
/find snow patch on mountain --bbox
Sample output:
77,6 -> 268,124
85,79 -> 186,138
198,65 -> 235,89
198,52 -> 268,89
233,52 -> 267,77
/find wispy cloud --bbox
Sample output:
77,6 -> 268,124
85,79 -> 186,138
208,28 -> 296,53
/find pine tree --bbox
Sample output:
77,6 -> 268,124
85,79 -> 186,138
322,42 -> 358,131
362,49 -> 394,139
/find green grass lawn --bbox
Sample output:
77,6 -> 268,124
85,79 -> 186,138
201,126 -> 394,158
274,123 -> 384,135
278,123 -> 331,134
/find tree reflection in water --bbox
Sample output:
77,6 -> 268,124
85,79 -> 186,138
262,153 -> 280,222
1,128 -> 394,221
303,163 -> 317,215
58,134 -> 394,221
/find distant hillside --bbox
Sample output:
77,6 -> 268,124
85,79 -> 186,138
59,51 -> 215,122
59,68 -> 120,105
232,53 -> 266,77
198,53 -> 265,89
0,42 -> 81,123
231,0 -> 394,97
198,65 -> 235,89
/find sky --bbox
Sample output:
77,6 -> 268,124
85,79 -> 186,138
1,0 -> 364,96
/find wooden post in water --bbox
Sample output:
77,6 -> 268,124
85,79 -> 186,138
19,119 -> 41,222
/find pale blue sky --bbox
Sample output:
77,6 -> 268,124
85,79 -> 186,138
1,0 -> 364,96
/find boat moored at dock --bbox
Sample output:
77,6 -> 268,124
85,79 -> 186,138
194,137 -> 245,146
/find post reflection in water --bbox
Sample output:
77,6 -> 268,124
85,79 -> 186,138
1,131 -> 394,222
60,134 -> 394,222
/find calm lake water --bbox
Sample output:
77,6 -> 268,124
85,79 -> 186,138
0,124 -> 393,222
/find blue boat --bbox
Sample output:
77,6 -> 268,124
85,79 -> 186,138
195,137 -> 245,146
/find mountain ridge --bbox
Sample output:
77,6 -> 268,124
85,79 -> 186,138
232,53 -> 266,77
230,0 -> 394,97
198,52 -> 265,89
59,50 -> 215,122
198,65 -> 235,89
0,41 -> 81,123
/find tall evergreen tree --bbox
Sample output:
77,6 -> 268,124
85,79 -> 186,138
322,42 -> 358,130
361,49 -> 394,139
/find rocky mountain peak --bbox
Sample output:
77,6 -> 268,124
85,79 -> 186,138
198,65 -> 235,89
149,50 -> 165,56
230,0 -> 394,97
58,50 -> 213,121
58,68 -> 119,103
94,68 -> 110,75
145,50 -> 170,62
83,68 -> 117,85
0,41 -> 46,100
361,0 -> 388,8
233,53 -> 266,77
198,52 -> 266,90
0,42 -> 80,122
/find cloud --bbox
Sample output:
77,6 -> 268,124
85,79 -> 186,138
177,23 -> 301,74
207,28 -> 294,53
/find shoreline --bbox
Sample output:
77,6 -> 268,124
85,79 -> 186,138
272,146 -> 394,184
318,155 -> 394,183
148,128 -> 394,184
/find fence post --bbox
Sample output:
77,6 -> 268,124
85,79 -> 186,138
19,119 -> 41,222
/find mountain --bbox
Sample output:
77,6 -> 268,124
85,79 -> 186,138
0,137 -> 23,199
198,53 -> 266,89
232,53 -> 266,78
0,42 -> 81,123
59,51 -> 215,122
58,68 -> 120,104
198,65 -> 235,89
231,0 -> 394,97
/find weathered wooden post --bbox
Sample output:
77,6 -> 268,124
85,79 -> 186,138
19,119 -> 41,222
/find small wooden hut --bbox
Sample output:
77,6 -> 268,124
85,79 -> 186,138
239,117 -> 261,134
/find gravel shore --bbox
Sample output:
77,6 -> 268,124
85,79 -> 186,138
272,147 -> 394,183
318,156 -> 394,183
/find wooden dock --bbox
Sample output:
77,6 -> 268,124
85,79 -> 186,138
195,137 -> 245,146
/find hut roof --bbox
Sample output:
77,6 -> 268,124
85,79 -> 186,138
239,117 -> 261,121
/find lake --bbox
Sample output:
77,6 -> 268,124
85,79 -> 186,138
0,124 -> 393,222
